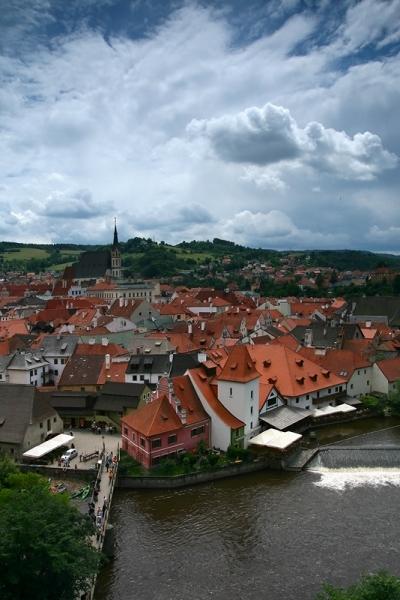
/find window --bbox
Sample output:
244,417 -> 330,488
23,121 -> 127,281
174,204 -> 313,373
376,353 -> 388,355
350,384 -> 354,389
267,397 -> 277,407
250,406 -> 253,415
132,432 -> 136,441
229,387 -> 233,397
250,390 -> 253,399
124,428 -> 128,435
367,380 -> 370,385
140,437 -> 145,448
305,405 -> 310,410
151,438 -> 162,449
34,369 -> 37,375
54,369 -> 58,376
53,417 -> 57,423
306,394 -> 310,400
40,422 -> 43,429
140,375 -> 145,381
168,434 -> 177,445
328,388 -> 331,394
54,359 -> 58,365
296,398 -> 299,404
191,426 -> 205,437
47,419 -> 51,430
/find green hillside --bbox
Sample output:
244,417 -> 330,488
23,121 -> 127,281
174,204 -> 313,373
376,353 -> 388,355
0,238 -> 399,280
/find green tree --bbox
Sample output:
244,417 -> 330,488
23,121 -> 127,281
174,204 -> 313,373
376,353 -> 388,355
0,463 -> 99,600
387,380 -> 400,415
316,571 -> 400,599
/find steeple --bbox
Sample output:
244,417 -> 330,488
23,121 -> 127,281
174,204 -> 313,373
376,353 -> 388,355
111,218 -> 122,279
113,217 -> 119,247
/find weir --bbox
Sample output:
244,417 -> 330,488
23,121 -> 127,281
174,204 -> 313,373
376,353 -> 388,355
307,445 -> 400,470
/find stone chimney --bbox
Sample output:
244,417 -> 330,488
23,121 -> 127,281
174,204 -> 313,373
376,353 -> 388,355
105,354 -> 111,370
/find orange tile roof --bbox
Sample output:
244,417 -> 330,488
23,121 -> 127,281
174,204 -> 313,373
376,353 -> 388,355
218,344 -> 260,383
189,368 -> 244,430
377,358 -> 400,382
98,361 -> 128,384
246,344 -> 346,399
122,395 -> 183,437
0,319 -> 29,339
75,342 -> 129,357
172,375 -> 210,425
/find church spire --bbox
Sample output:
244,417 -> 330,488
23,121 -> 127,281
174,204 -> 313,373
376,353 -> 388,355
113,217 -> 119,247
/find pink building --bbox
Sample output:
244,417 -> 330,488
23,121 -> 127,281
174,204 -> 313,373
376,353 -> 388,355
121,375 -> 210,468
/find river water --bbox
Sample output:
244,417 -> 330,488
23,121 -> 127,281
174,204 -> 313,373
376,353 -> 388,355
95,419 -> 400,600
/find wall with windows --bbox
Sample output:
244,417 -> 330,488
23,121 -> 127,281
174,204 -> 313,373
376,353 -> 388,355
217,378 -> 260,439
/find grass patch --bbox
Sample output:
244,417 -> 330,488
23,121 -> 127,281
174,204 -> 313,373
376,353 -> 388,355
0,247 -> 49,260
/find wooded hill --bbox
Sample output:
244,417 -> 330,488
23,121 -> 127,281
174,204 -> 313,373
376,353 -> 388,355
1,238 -> 399,279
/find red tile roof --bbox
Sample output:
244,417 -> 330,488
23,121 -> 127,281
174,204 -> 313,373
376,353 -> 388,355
189,368 -> 244,430
122,395 -> 183,437
218,344 -> 260,383
377,358 -> 400,382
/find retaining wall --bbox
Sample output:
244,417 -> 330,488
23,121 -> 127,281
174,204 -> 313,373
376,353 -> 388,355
117,458 -> 284,489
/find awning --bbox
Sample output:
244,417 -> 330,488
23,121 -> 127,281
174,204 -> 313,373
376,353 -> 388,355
260,405 -> 310,431
249,428 -> 302,450
23,433 -> 74,459
313,403 -> 357,417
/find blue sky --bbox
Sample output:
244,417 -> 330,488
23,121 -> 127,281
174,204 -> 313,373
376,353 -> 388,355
0,0 -> 399,251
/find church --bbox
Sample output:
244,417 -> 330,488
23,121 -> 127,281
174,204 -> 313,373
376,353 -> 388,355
60,221 -> 122,286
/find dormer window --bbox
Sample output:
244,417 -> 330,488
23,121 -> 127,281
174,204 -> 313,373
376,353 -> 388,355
296,358 -> 304,367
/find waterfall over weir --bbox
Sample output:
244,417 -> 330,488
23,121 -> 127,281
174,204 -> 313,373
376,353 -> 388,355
307,446 -> 400,490
307,446 -> 400,470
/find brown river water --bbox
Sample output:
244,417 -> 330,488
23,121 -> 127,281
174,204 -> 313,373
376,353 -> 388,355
95,418 -> 400,600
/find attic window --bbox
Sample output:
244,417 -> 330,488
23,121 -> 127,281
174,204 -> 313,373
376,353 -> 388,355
199,372 -> 207,381
0,417 -> 5,426
296,376 -> 305,384
230,362 -> 238,370
179,384 -> 185,391
309,373 -> 318,382
296,359 -> 304,367
322,369 -> 330,378
263,359 -> 271,368
268,376 -> 277,384
247,361 -> 253,369
200,339 -> 206,344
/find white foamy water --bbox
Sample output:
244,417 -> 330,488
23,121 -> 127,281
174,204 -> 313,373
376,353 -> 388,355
311,468 -> 400,491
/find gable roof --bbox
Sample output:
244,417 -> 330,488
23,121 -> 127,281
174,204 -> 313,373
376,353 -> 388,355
246,344 -> 346,398
189,368 -> 244,430
0,385 -> 57,445
122,395 -> 183,437
58,355 -> 104,386
377,358 -> 400,382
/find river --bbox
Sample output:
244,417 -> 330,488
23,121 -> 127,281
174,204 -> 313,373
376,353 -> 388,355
95,418 -> 400,600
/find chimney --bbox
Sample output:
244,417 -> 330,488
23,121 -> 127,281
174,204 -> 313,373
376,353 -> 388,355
119,297 -> 123,307
188,323 -> 192,335
304,329 -> 313,348
201,321 -> 206,331
180,408 -> 187,425
105,354 -> 111,370
125,298 -> 128,307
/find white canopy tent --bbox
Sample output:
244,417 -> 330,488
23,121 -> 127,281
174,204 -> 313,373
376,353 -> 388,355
249,428 -> 302,450
23,434 -> 74,459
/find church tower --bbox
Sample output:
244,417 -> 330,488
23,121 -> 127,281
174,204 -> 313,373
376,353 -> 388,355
111,218 -> 122,279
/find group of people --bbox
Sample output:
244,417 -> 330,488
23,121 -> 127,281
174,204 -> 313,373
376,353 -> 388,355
90,421 -> 116,435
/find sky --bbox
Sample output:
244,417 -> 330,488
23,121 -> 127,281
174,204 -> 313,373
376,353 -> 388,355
0,0 -> 399,252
